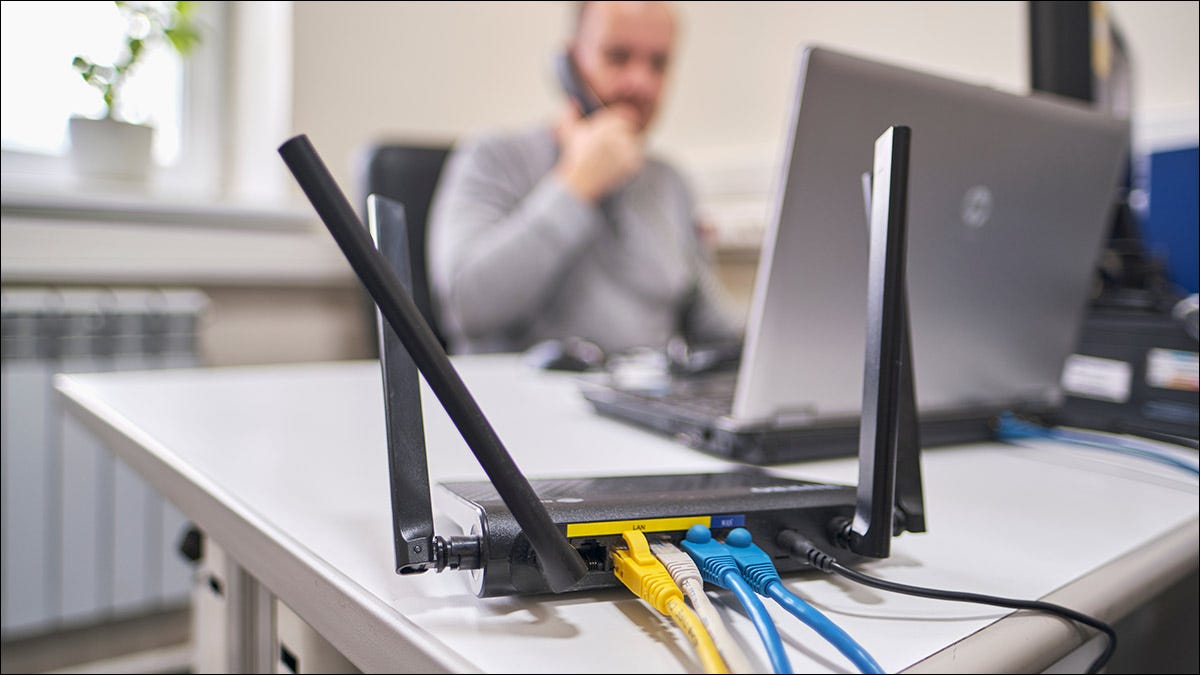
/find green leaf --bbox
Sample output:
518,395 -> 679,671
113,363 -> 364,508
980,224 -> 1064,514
70,0 -> 204,122
165,25 -> 201,54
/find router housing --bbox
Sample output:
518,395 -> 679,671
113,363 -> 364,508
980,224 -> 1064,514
436,471 -> 872,597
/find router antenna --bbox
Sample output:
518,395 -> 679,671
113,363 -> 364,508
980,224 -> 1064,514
366,195 -> 437,574
280,135 -> 588,592
893,304 -> 926,536
845,125 -> 924,558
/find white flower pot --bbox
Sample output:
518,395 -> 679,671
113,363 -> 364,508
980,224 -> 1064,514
68,116 -> 154,183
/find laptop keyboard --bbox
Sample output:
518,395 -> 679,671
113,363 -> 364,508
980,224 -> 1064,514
637,372 -> 736,416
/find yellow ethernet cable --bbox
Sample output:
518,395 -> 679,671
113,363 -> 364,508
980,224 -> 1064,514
650,540 -> 756,674
611,530 -> 730,674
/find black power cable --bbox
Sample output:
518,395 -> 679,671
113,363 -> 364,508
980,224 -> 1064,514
777,530 -> 1117,674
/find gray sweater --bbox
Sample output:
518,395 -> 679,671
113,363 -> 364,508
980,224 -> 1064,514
428,126 -> 741,355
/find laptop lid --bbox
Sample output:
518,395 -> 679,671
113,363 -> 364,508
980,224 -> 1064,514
732,45 -> 1129,425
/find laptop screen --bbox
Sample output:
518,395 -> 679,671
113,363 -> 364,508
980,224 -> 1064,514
733,45 -> 1129,424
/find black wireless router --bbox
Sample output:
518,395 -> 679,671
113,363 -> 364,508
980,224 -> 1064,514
278,125 -> 925,597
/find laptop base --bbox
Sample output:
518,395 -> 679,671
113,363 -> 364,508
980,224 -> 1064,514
583,385 -> 1001,465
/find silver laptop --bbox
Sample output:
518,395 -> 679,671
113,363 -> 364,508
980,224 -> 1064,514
582,45 -> 1129,465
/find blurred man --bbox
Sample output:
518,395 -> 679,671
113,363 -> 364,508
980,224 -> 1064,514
429,1 -> 740,357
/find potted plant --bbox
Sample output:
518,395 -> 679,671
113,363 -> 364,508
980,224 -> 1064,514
69,1 -> 201,183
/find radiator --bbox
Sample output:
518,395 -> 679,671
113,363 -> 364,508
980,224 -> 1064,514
1,286 -> 207,638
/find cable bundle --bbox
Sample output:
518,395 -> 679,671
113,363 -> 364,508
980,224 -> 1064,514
611,530 -> 729,674
680,525 -> 794,673
651,540 -> 756,674
683,525 -> 883,674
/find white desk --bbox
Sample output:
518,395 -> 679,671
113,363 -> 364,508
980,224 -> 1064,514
56,356 -> 1198,673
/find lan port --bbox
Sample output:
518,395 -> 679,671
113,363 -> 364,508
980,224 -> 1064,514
575,541 -> 610,571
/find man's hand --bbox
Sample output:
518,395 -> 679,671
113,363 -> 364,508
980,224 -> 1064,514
555,103 -> 645,203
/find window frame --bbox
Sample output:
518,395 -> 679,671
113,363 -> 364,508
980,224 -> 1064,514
0,2 -> 228,200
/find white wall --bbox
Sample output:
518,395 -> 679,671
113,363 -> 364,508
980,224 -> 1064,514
1107,0 -> 1200,150
289,1 -> 1198,226
658,1 -> 1029,172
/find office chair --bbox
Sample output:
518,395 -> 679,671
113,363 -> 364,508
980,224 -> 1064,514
361,142 -> 453,350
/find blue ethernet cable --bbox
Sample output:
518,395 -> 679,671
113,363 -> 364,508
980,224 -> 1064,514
722,527 -> 884,674
680,524 -> 793,674
995,413 -> 1199,476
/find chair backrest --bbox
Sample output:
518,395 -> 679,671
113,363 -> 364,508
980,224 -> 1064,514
362,143 -> 452,348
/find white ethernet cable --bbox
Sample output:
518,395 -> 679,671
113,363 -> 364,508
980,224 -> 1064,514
651,540 -> 757,674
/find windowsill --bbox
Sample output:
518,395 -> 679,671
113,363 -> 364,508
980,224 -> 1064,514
1,177 -> 312,232
1,179 -> 356,288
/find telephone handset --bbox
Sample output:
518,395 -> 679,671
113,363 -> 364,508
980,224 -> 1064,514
554,51 -> 603,116
554,50 -> 619,215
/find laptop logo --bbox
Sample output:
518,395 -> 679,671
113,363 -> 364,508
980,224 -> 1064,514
962,185 -> 993,229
